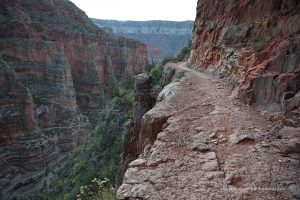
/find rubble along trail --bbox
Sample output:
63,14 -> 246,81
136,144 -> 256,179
117,62 -> 300,200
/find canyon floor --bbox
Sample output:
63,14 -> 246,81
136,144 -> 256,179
117,62 -> 300,200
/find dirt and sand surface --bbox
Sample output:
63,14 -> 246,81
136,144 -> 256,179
117,62 -> 300,200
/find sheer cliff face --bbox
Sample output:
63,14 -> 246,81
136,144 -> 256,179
0,0 -> 147,197
189,0 -> 300,126
92,19 -> 193,63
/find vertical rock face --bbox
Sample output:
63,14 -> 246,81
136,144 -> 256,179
54,33 -> 148,121
120,73 -> 155,183
0,0 -> 148,198
189,0 -> 300,126
119,65 -> 183,184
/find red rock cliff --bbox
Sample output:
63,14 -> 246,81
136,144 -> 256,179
0,0 -> 148,198
189,0 -> 300,126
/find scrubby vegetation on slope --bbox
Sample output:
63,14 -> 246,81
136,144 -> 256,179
150,39 -> 192,85
42,74 -> 133,200
41,40 -> 192,200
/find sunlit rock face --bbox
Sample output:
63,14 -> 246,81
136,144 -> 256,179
189,0 -> 300,126
92,19 -> 194,63
0,0 -> 148,198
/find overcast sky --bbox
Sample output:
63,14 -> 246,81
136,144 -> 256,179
70,0 -> 197,21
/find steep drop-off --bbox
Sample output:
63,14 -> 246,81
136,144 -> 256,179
117,1 -> 300,199
117,62 -> 300,199
0,0 -> 148,198
189,0 -> 300,126
92,19 -> 193,63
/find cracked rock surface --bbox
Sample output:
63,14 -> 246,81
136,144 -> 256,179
117,62 -> 300,200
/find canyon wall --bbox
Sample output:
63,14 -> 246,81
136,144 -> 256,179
0,0 -> 148,198
117,1 -> 300,199
92,19 -> 193,63
189,0 -> 300,126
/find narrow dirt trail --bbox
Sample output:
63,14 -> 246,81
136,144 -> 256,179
117,62 -> 300,200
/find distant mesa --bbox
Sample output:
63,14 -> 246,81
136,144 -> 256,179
92,19 -> 194,63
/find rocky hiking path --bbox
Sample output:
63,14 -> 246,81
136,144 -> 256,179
117,62 -> 300,200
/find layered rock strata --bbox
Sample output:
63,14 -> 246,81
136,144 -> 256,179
92,19 -> 193,63
0,0 -> 148,198
189,0 -> 300,126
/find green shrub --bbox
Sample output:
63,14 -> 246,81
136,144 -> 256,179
77,178 -> 115,200
161,56 -> 177,66
148,40 -> 192,86
146,64 -> 155,72
150,65 -> 164,85
176,39 -> 192,61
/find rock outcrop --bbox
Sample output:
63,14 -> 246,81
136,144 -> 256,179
189,0 -> 300,127
0,0 -> 148,198
117,62 -> 300,200
119,64 -> 187,181
120,73 -> 156,184
92,19 -> 193,63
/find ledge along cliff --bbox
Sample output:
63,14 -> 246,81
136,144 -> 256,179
189,0 -> 300,127
117,0 -> 300,199
0,0 -> 148,198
